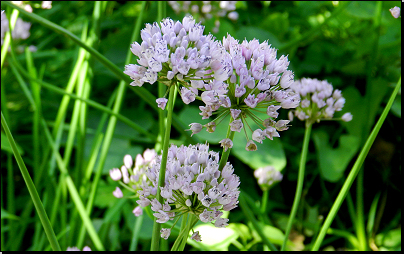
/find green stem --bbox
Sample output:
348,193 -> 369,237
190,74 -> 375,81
281,121 -> 312,250
157,0 -> 167,152
218,117 -> 235,171
1,112 -> 61,251
150,84 -> 177,251
311,76 -> 401,250
261,189 -> 269,215
129,213 -> 144,251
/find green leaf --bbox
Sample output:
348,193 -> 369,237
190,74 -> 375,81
1,132 -> 24,155
313,130 -> 360,182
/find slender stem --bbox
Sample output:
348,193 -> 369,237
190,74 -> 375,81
218,117 -> 235,171
129,213 -> 144,251
157,0 -> 167,151
281,121 -> 312,250
311,76 -> 401,250
261,189 -> 269,215
1,112 -> 61,251
151,84 -> 177,251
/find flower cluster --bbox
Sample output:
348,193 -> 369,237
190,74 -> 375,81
124,16 -> 232,109
109,149 -> 157,216
254,166 -> 283,191
168,1 -> 239,33
288,78 -> 352,124
136,143 -> 240,240
187,34 -> 300,151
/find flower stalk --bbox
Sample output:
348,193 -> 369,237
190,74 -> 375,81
218,117 -> 235,171
281,121 -> 312,250
151,83 -> 177,251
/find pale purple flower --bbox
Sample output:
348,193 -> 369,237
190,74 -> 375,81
156,98 -> 168,110
137,144 -> 240,239
214,218 -> 229,228
230,119 -> 243,132
252,129 -> 265,144
219,138 -> 233,151
191,231 -> 202,242
389,6 -> 400,18
113,187 -> 123,198
186,123 -> 203,136
254,166 -> 283,190
341,112 -> 353,122
133,206 -> 143,217
154,210 -> 170,223
289,78 -> 352,124
245,140 -> 257,151
67,246 -> 91,251
160,228 -> 171,240
109,168 -> 122,181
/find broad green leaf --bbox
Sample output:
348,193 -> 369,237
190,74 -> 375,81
313,130 -> 360,182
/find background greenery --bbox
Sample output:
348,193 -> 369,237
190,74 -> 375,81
1,1 -> 401,251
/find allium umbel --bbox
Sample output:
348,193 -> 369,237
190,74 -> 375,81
137,143 -> 240,240
187,34 -> 299,150
109,149 -> 157,209
124,16 -> 231,107
288,78 -> 352,124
